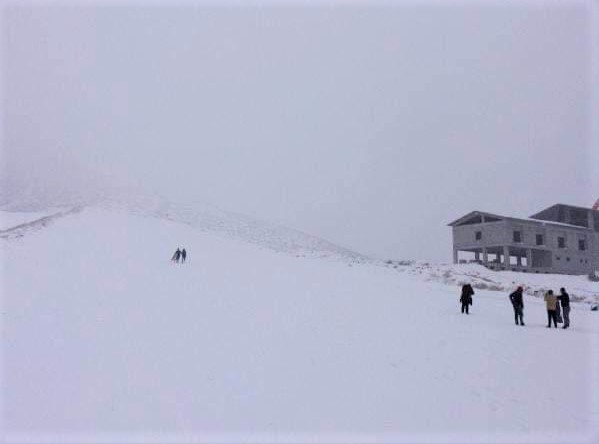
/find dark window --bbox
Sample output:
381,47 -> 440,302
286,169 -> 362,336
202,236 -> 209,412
536,234 -> 544,245
556,256 -> 561,261
475,231 -> 482,240
566,257 -> 570,262
513,231 -> 522,243
558,237 -> 565,248
579,239 -> 586,251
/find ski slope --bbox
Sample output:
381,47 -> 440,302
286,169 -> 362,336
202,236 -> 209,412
1,207 -> 598,443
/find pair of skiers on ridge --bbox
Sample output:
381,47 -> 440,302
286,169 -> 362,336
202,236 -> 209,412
171,248 -> 187,264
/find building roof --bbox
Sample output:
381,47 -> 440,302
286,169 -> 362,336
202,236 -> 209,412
447,211 -> 502,227
530,203 -> 599,219
448,210 -> 591,230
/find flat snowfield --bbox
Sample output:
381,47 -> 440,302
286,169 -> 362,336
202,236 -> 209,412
1,208 -> 598,443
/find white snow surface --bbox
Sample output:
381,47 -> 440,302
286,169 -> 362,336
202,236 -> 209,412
1,206 -> 599,443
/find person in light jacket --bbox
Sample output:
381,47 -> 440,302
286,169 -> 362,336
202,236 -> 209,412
544,290 -> 559,328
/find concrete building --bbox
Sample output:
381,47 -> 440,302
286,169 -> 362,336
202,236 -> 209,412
448,204 -> 599,275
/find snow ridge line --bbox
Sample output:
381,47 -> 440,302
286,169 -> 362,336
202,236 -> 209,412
0,207 -> 83,239
96,197 -> 369,262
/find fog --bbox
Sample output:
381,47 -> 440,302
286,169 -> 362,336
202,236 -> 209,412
2,1 -> 597,261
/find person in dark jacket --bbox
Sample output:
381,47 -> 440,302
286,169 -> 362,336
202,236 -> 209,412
509,286 -> 525,326
558,287 -> 571,329
171,248 -> 181,263
181,248 -> 187,264
460,284 -> 474,314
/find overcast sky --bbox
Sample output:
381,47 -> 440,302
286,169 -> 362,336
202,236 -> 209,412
2,1 -> 598,261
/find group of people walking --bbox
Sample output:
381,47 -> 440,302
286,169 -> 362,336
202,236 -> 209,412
171,247 -> 187,264
460,284 -> 572,329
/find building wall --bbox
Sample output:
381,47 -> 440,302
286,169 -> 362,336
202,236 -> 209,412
452,220 -> 507,249
452,218 -> 599,275
531,204 -> 599,232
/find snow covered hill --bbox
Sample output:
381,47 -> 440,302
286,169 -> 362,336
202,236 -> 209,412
1,205 -> 599,443
0,191 -> 366,261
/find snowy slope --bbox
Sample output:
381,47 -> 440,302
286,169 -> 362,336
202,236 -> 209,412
1,206 -> 598,443
0,189 -> 366,261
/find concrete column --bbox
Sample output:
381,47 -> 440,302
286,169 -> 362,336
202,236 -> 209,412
482,248 -> 488,264
517,255 -> 522,266
503,246 -> 510,267
588,210 -> 595,230
453,248 -> 458,264
526,249 -> 533,268
475,251 -> 480,262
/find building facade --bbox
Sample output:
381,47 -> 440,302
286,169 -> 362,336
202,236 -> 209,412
448,204 -> 599,275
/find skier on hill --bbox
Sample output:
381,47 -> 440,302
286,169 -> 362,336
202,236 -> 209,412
544,289 -> 559,328
557,287 -> 571,329
171,248 -> 181,263
181,248 -> 187,263
460,284 -> 474,314
509,286 -> 525,326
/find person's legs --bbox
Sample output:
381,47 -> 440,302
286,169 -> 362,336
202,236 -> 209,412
461,303 -> 465,313
518,308 -> 524,325
465,304 -> 469,314
563,306 -> 570,328
514,307 -> 519,325
550,310 -> 557,327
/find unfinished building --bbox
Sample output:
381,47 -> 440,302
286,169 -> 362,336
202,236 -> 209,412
448,204 -> 599,275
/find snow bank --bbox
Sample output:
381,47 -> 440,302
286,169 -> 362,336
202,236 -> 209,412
380,261 -> 599,305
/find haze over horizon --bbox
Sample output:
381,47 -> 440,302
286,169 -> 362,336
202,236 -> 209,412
2,1 -> 598,262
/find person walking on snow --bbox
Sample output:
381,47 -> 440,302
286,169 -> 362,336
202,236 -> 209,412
181,248 -> 187,263
460,284 -> 474,314
171,248 -> 181,263
544,290 -> 559,328
558,287 -> 571,329
509,286 -> 525,326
